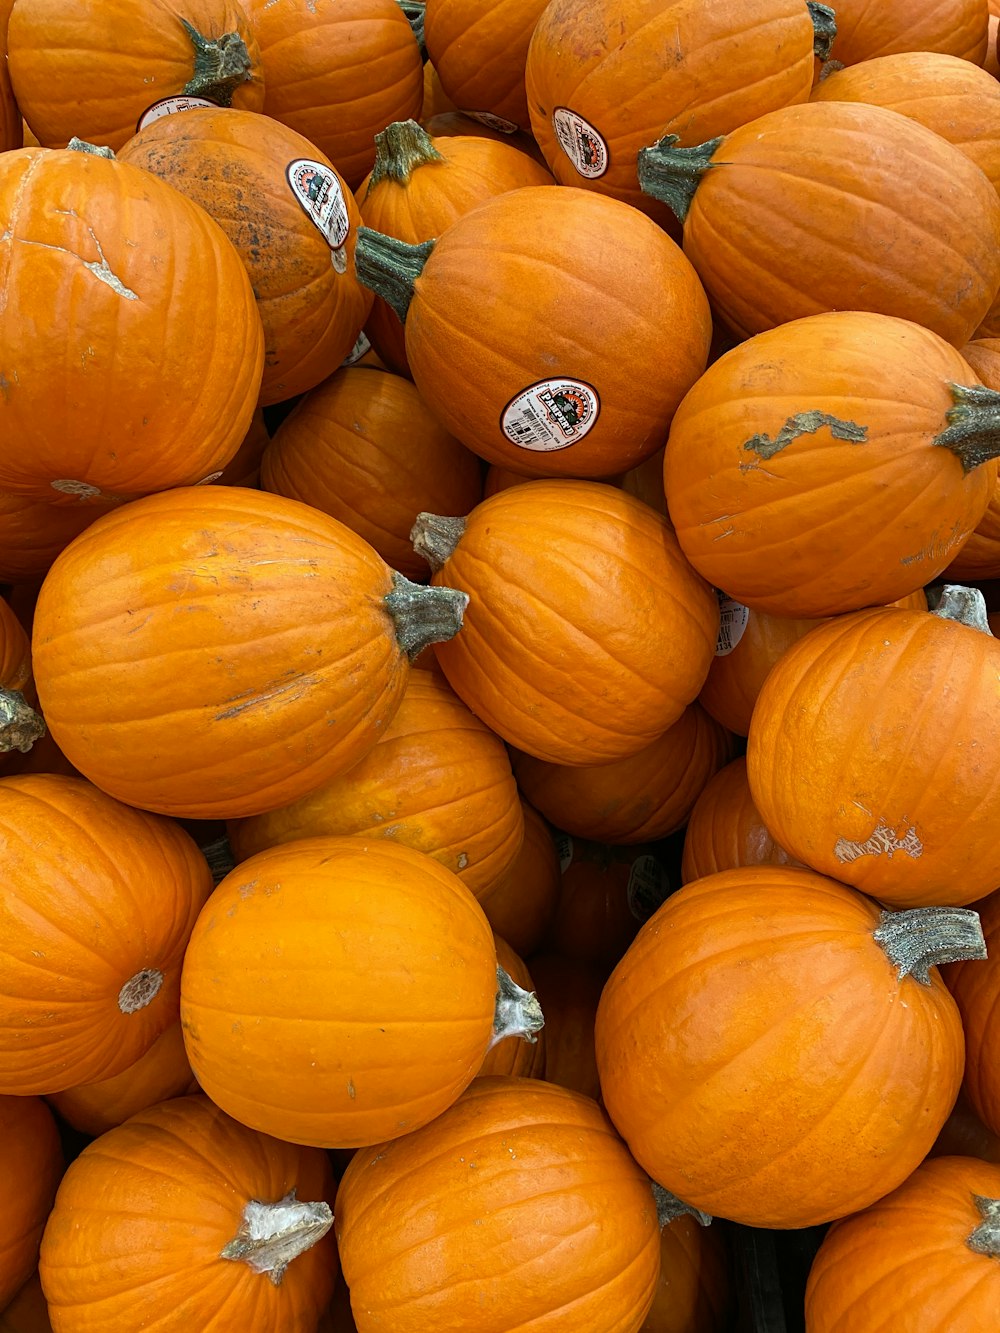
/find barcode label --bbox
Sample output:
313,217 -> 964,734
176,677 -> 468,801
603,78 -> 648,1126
715,591 -> 750,656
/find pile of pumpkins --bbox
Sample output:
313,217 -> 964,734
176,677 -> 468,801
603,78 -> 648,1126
2,0 -> 1000,1328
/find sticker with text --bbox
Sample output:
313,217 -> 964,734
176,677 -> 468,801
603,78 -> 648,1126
554,834 -> 574,874
462,110 -> 519,134
715,592 -> 750,656
552,107 -> 609,179
500,378 -> 600,452
136,94 -> 217,132
627,855 -> 670,923
286,159 -> 350,254
341,331 -> 372,367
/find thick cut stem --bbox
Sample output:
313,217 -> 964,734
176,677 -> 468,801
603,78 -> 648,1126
181,20 -> 254,106
968,1195 -> 1000,1257
807,2 -> 837,61
367,120 -> 443,194
874,907 -> 987,986
118,968 -> 164,1014
636,134 -> 722,223
934,383 -> 1000,473
384,571 -> 467,659
0,689 -> 45,754
489,965 -> 544,1049
396,1 -> 427,59
221,1191 -> 333,1286
927,584 -> 992,635
411,512 -> 467,573
651,1181 -> 712,1229
67,138 -> 115,158
354,228 -> 436,323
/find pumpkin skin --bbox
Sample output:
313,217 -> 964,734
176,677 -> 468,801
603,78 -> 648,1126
664,311 -> 999,617
39,1095 -> 337,1333
478,937 -> 546,1079
475,798 -> 561,955
180,837 -> 509,1148
542,840 -> 658,974
245,0 -> 423,188
227,669 -> 525,897
7,0 -> 265,151
747,602 -> 1000,909
260,367 -> 483,580
821,0 -> 990,68
0,774 -> 213,1095
424,480 -> 720,764
0,1096 -> 62,1311
595,866 -> 969,1228
0,147 -> 263,503
680,756 -> 799,884
0,494 -> 114,585
804,1156 -> 1000,1332
31,487 -> 464,820
930,1088 -> 1000,1165
117,107 -> 373,406
361,186 -> 712,478
335,1076 -> 661,1332
945,889 -> 1000,1136
0,1274 -> 52,1333
946,338 -> 1000,579
0,0 -> 21,154
529,953 -> 605,1101
640,1213 -> 733,1333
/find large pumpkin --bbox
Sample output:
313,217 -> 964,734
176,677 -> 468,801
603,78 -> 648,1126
31,487 -> 467,819
0,1096 -> 62,1311
821,0 -> 990,67
946,888 -> 1000,1137
595,866 -> 983,1228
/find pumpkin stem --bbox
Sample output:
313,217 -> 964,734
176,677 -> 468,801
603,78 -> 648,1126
933,383 -> 1000,474
873,907 -> 987,986
384,570 -> 467,660
636,134 -> 722,223
180,19 -> 254,108
818,59 -> 845,80
489,964 -> 544,1049
807,2 -> 837,61
396,1 -> 427,60
220,1190 -> 333,1286
651,1181 -> 713,1229
200,834 -> 237,885
0,689 -> 45,754
118,968 -> 164,1015
66,137 -> 116,158
968,1195 -> 1000,1257
411,512 -> 467,573
367,120 -> 443,197
354,228 -> 436,323
927,584 -> 992,635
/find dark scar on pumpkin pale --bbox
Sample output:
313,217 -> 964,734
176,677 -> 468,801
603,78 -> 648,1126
741,411 -> 868,463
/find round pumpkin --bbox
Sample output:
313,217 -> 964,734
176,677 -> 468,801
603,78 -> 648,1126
595,865 -> 980,1228
680,756 -> 799,884
180,837 -> 543,1148
478,937 -> 546,1080
334,1076 -> 661,1331
31,487 -> 467,820
821,0 -> 990,67
39,1095 -> 336,1333
946,888 -> 1000,1137
0,774 -> 213,1094
475,798 -> 561,955
541,840 -> 662,973
415,480 -> 719,764
0,1096 -> 62,1311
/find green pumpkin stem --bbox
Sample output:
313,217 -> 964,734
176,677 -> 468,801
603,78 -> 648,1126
66,137 -> 115,158
651,1181 -> 712,1229
489,965 -> 544,1049
354,228 -> 436,323
934,383 -> 1000,474
636,134 -> 723,223
927,584 -> 992,635
807,2 -> 837,61
366,120 -> 443,198
967,1195 -> 1000,1257
874,907 -> 987,986
384,571 -> 467,660
396,1 -> 427,60
221,1191 -> 333,1287
0,688 -> 45,754
181,19 -> 254,107
200,834 -> 237,886
411,512 -> 467,573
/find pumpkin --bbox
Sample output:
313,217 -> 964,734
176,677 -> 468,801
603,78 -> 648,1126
529,952 -> 605,1101
819,0 -> 990,68
31,487 -> 468,820
260,366 -> 483,580
0,0 -> 20,153
213,409 -> 269,491
39,1095 -> 337,1332
475,798 -> 561,955
945,339 -> 1000,579
638,102 -> 1000,348
335,1076 -> 661,1331
0,1275 -> 51,1333
641,1207 -> 733,1333
355,187 -> 712,478
358,118 -> 553,375
0,774 -> 212,1094
930,1089 -> 1000,1165
0,1097 -> 62,1310
227,668 -> 525,897
118,107 -> 373,406
595,865 -> 983,1228
664,312 -> 1000,616
680,756 -> 799,884
513,703 -> 733,844
945,888 -> 1000,1137
244,0 -> 423,188
420,60 -> 456,120
7,0 -> 264,151
478,937 -> 546,1079
413,481 -> 719,764
804,1156 -> 1000,1331
747,587 -> 1000,909
0,493 -> 114,586
0,145 -> 263,504
46,1020 -> 197,1138
180,837 -> 543,1148
541,840 -> 663,973
0,595 -> 43,757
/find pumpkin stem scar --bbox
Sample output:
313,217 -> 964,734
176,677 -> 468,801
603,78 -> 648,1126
181,20 -> 254,106
66,138 -> 115,159
741,411 -> 867,465
927,584 -> 992,635
366,118 -> 442,198
636,134 -> 723,223
934,382 -> 1000,474
411,512 -> 466,573
353,228 -> 437,323
220,1191 -> 333,1285
489,964 -> 544,1049
383,570 -> 468,659
0,688 -> 45,754
807,2 -> 837,61
117,968 -> 164,1014
651,1181 -> 712,1229
967,1195 -> 1000,1257
873,906 -> 987,986
396,2 -> 427,60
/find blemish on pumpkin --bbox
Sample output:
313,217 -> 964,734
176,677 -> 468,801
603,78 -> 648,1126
741,411 -> 867,466
215,672 -> 317,721
834,820 -> 923,864
347,1078 -> 356,1099
457,852 -> 469,870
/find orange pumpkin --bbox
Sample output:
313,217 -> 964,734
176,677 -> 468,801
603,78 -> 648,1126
0,774 -> 213,1095
260,366 -> 483,580
0,0 -> 21,154
7,0 -> 264,150
420,60 -> 456,121
0,145 -> 263,503
946,889 -> 1000,1137
416,481 -> 719,763
946,338 -> 1000,579
0,1097 -> 62,1310
681,756 -> 799,884
541,841 -> 660,973
31,487 -> 467,819
212,408 -> 269,490
930,1088 -> 1000,1165
821,0 -> 990,67
0,596 -> 43,757
475,799 -> 561,955
334,1076 -> 661,1331
595,866 -> 981,1228
39,1095 -> 337,1332
641,1210 -> 733,1333
180,838 -> 543,1148
227,668 -> 524,897
0,1274 -> 51,1333
118,107 -> 373,406
529,952 -> 604,1101
478,937 -> 546,1079
245,0 -> 423,188
0,493 -> 114,586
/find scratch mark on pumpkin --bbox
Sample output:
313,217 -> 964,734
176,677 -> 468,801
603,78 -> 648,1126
834,820 -> 923,864
215,672 -> 317,721
0,153 -> 45,317
10,224 -> 139,301
347,1078 -> 356,1099
741,412 -> 867,468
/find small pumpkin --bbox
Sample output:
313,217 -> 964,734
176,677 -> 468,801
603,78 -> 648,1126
475,798 -> 561,955
680,756 -> 799,884
819,0 -> 990,68
0,1097 -> 62,1311
945,888 -> 1000,1137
